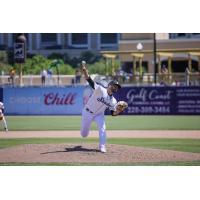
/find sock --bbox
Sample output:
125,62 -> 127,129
2,116 -> 8,130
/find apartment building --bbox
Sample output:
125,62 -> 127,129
0,33 -> 120,58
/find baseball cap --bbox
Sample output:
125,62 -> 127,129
108,80 -> 121,89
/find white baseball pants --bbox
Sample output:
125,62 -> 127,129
80,109 -> 106,146
1,116 -> 8,130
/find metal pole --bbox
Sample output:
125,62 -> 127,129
56,66 -> 60,86
20,63 -> 23,86
198,56 -> 200,72
153,33 -> 157,84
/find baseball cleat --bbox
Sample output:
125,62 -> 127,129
4,128 -> 8,132
99,145 -> 107,153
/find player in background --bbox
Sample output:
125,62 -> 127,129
80,61 -> 125,153
0,102 -> 8,132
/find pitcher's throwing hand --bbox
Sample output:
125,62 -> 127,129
80,61 -> 127,153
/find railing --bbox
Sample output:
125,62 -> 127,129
108,73 -> 200,86
0,75 -> 86,87
1,73 -> 200,87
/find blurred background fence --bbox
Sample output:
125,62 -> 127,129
1,72 -> 199,87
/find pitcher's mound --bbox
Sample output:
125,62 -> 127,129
1,144 -> 200,164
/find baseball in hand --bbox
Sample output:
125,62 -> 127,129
82,61 -> 86,65
81,61 -> 87,71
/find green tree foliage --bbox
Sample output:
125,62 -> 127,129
7,49 -> 14,65
48,53 -> 72,66
112,59 -> 121,74
48,59 -> 75,75
47,53 -> 64,60
0,51 -> 13,74
87,60 -> 107,75
52,64 -> 75,75
23,55 -> 51,75
87,59 -> 120,75
80,51 -> 100,64
0,51 -> 7,63
69,57 -> 81,68
0,51 -> 112,76
47,51 -> 100,68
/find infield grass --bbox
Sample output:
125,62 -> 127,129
1,138 -> 200,166
4,115 -> 200,131
1,138 -> 200,153
0,138 -> 200,166
1,115 -> 200,166
1,160 -> 200,166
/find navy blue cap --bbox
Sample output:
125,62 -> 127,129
108,80 -> 121,89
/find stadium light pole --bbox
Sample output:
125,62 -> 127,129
14,33 -> 26,86
153,33 -> 157,84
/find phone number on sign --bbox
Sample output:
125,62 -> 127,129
127,106 -> 170,114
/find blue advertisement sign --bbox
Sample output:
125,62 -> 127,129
4,86 -> 85,115
3,86 -> 200,115
0,88 -> 3,102
113,86 -> 200,115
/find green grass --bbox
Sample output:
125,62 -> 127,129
1,115 -> 200,166
0,138 -> 200,153
1,138 -> 200,166
4,115 -> 200,131
1,160 -> 200,166
108,138 -> 200,153
0,138 -> 97,149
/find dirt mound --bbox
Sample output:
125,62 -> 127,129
1,143 -> 200,164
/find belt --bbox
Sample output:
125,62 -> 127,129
86,108 -> 94,114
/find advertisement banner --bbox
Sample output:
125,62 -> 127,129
3,86 -> 200,115
4,86 -> 85,115
0,88 -> 3,102
113,86 -> 200,115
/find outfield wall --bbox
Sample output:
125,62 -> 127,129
3,86 -> 85,115
113,86 -> 200,115
1,86 -> 200,115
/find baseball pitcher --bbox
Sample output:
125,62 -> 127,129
0,102 -> 8,132
80,61 -> 128,153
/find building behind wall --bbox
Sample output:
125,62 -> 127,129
119,33 -> 200,73
0,33 -> 120,58
1,33 -> 200,73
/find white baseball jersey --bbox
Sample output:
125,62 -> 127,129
0,102 -> 4,109
84,82 -> 117,115
0,101 -> 7,131
0,102 -> 4,115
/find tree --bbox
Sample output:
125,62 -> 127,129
87,60 -> 107,75
0,51 -> 13,74
80,51 -> 100,64
47,53 -> 64,60
23,55 -> 51,75
88,59 -> 120,76
49,59 -> 64,85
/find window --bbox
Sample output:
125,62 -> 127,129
177,33 -> 186,37
98,33 -> 119,49
170,33 -> 200,39
0,34 -> 5,50
100,33 -> 118,44
68,33 -> 89,48
41,33 -> 57,43
191,33 -> 200,37
169,33 -> 192,39
71,33 -> 88,45
0,33 -> 3,44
